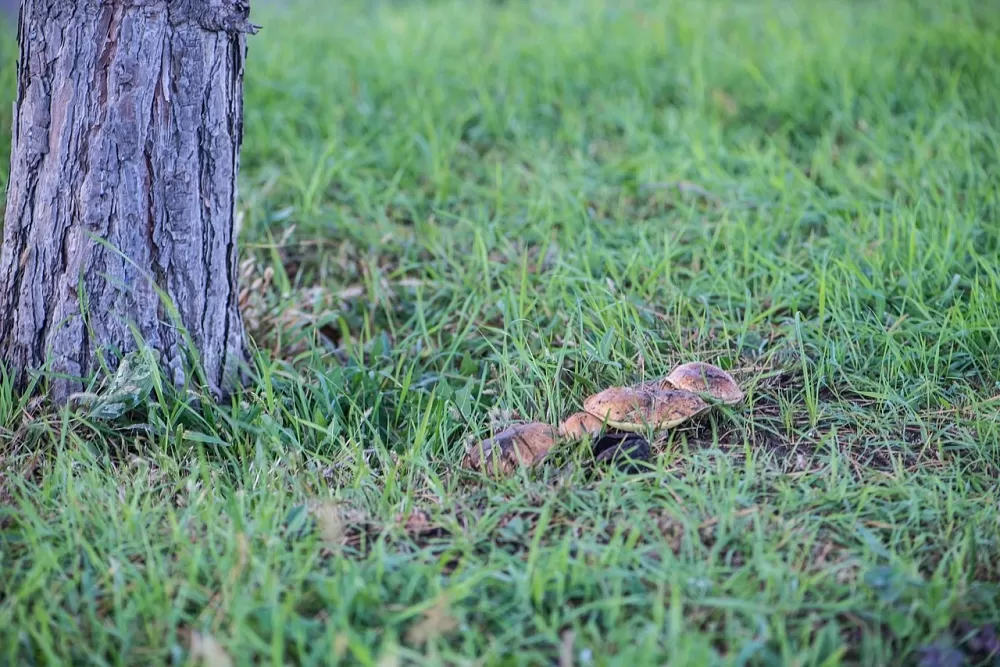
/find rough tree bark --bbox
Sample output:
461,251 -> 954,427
0,0 -> 258,402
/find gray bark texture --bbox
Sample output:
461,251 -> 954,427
0,0 -> 258,402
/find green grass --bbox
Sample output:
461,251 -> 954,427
2,0 -> 1000,664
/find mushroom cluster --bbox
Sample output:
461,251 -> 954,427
462,362 -> 743,476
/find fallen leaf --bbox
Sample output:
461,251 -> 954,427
397,509 -> 433,535
712,89 -> 739,117
333,633 -> 349,660
309,502 -> 371,552
189,631 -> 233,667
405,597 -> 459,646
698,507 -> 758,530
312,503 -> 350,546
377,644 -> 401,667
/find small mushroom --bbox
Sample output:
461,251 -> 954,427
463,422 -> 559,475
557,411 -> 607,440
663,361 -> 744,405
582,386 -> 710,432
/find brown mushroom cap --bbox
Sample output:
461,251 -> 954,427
582,386 -> 710,432
557,411 -> 607,440
463,422 -> 559,475
664,362 -> 744,405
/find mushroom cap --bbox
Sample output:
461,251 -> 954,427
664,362 -> 744,405
582,386 -> 710,432
557,411 -> 607,440
463,422 -> 559,475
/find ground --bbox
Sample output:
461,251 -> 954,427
1,0 -> 999,664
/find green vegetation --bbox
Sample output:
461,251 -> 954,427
2,0 -> 999,663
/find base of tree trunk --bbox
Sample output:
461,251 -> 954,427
0,1 -> 259,403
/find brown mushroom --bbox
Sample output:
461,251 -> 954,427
581,386 -> 710,432
557,411 -> 607,440
663,361 -> 744,405
463,422 -> 559,475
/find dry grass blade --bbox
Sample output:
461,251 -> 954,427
405,597 -> 459,646
189,631 -> 233,667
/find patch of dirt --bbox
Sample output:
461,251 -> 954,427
669,364 -> 990,477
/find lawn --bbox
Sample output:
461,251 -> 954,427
2,0 -> 1000,664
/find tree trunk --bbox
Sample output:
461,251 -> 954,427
0,0 -> 258,403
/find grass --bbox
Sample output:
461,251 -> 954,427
2,0 -> 1000,663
